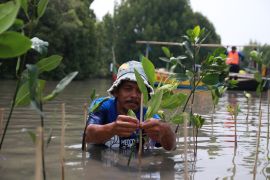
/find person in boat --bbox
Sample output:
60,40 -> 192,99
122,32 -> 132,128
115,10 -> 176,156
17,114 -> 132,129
226,46 -> 245,73
85,60 -> 176,151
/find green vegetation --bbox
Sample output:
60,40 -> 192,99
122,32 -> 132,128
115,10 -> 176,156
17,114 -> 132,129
0,1 -> 78,179
0,0 -> 222,79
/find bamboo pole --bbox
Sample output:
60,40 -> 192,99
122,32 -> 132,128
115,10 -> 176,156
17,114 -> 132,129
136,40 -> 259,48
35,127 -> 43,180
234,109 -> 237,148
267,90 -> 270,146
0,108 -> 4,136
253,110 -> 262,180
138,93 -> 144,165
183,113 -> 189,180
82,103 -> 88,151
83,103 -> 87,125
60,103 -> 66,180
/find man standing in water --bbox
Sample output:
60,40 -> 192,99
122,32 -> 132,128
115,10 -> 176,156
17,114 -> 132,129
85,61 -> 176,150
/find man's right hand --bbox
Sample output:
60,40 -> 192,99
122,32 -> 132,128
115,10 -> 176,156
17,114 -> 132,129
112,115 -> 139,137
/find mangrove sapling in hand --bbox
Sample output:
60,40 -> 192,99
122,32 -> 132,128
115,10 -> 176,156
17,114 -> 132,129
125,57 -> 186,165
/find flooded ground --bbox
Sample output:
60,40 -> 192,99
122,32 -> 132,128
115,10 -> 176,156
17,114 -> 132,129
0,79 -> 270,180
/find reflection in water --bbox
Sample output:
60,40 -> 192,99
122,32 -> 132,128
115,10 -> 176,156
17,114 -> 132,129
1,80 -> 270,179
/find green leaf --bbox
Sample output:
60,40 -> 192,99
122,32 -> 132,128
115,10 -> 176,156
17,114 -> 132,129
161,46 -> 171,58
161,92 -> 187,109
142,56 -> 156,87
145,89 -> 163,119
244,91 -> 251,99
46,128 -> 53,148
193,25 -> 200,38
15,81 -> 31,106
191,114 -> 205,128
254,72 -> 262,82
0,31 -> 31,58
90,97 -> 109,113
90,89 -> 96,101
16,57 -> 20,75
127,109 -> 137,118
159,57 -> 170,62
202,73 -> 219,85
0,0 -> 20,34
43,71 -> 78,101
37,0 -> 49,19
26,64 -> 39,101
15,79 -> 45,106
36,55 -> 62,74
170,114 -> 183,124
21,0 -> 28,17
12,18 -> 24,31
134,69 -> 148,103
27,130 -> 36,144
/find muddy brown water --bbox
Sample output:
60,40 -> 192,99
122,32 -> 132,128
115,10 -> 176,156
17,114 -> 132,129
0,79 -> 270,179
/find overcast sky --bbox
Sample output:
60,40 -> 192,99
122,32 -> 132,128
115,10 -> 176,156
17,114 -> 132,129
90,0 -> 270,46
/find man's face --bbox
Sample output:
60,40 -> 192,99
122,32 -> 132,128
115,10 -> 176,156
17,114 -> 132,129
114,80 -> 141,113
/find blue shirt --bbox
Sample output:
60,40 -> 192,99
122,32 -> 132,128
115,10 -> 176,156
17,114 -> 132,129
87,97 -> 160,148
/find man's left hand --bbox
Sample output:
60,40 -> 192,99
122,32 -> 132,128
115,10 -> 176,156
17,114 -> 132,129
140,118 -> 163,142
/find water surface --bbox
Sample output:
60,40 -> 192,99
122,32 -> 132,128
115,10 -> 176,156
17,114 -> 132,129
0,79 -> 269,179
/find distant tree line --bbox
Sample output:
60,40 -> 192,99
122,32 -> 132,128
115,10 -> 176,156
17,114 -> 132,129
0,0 -> 222,80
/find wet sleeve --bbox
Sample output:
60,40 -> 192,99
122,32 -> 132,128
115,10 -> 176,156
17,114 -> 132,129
87,111 -> 106,125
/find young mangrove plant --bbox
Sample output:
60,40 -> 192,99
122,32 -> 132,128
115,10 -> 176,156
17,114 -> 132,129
0,1 -> 78,180
249,49 -> 270,178
209,85 -> 227,119
244,91 -> 251,121
125,56 -> 188,165
158,26 -> 229,158
226,103 -> 240,147
159,26 -> 228,134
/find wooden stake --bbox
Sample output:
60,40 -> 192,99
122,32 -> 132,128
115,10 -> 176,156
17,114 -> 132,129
183,113 -> 189,180
253,110 -> 262,180
234,111 -> 237,147
60,103 -> 66,180
138,93 -> 144,165
83,103 -> 87,125
0,108 -> 4,136
82,103 -> 88,151
267,90 -> 270,146
35,127 -> 42,180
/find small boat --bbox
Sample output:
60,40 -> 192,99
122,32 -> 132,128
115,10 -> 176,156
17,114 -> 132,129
155,69 -> 207,90
155,69 -> 269,91
228,72 -> 269,91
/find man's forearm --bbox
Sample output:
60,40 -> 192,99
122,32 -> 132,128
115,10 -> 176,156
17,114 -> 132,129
160,123 -> 176,151
85,123 -> 115,144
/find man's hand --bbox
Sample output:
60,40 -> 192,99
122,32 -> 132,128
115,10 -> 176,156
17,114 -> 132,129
140,118 -> 176,151
112,115 -> 139,137
140,118 -> 163,142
